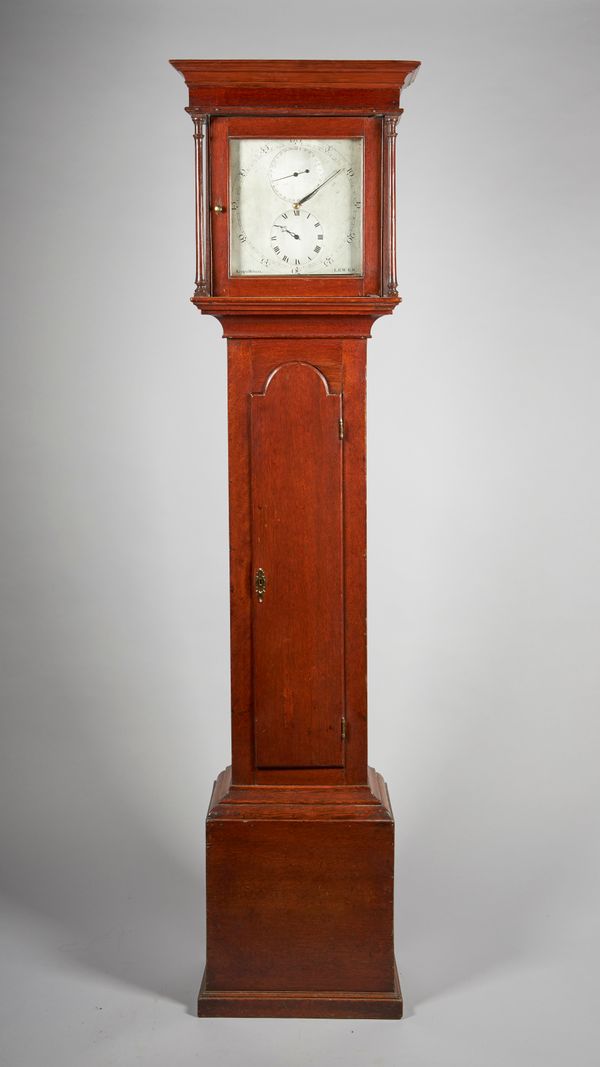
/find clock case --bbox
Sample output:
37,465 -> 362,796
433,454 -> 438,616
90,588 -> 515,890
171,60 -> 419,1019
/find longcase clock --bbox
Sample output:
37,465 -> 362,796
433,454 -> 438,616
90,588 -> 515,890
170,59 -> 420,1019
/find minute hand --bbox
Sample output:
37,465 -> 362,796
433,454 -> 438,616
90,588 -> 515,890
294,168 -> 342,208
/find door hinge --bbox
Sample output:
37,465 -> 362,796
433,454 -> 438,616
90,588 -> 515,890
338,417 -> 344,441
341,716 -> 347,742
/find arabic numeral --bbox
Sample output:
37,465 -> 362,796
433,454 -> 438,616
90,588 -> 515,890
260,256 -> 270,266
231,200 -> 238,211
323,256 -> 334,267
239,232 -> 247,243
346,232 -> 356,243
260,143 -> 271,154
354,199 -> 361,209
239,168 -> 248,178
346,167 -> 354,177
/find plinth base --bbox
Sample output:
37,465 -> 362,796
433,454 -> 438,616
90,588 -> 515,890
198,962 -> 402,1019
198,766 -> 401,1020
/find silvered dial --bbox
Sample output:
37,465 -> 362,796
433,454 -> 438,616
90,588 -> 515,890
229,138 -> 363,276
270,208 -> 324,268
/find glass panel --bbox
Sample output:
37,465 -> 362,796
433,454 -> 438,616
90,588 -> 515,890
229,137 -> 364,277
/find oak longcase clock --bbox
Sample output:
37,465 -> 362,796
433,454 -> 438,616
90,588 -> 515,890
170,59 -> 420,1019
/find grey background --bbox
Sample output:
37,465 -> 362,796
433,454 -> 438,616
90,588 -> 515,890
1,1 -> 599,1064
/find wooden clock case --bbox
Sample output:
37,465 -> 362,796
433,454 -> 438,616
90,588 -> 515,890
170,59 -> 420,1019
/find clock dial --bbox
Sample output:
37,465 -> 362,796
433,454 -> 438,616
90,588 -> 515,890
270,209 -> 324,269
269,146 -> 324,202
229,138 -> 363,276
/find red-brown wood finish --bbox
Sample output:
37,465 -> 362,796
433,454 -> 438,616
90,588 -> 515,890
171,58 -> 419,1019
204,769 -> 396,1001
209,115 -> 382,299
171,59 -> 420,114
251,362 -> 345,769
187,110 -> 211,296
201,765 -> 401,1018
225,332 -> 373,788
383,114 -> 400,297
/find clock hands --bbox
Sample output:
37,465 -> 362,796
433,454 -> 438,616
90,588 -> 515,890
273,224 -> 301,240
272,168 -> 310,181
270,208 -> 324,268
293,168 -> 342,209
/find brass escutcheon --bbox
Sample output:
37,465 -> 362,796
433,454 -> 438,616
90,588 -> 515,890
255,567 -> 267,603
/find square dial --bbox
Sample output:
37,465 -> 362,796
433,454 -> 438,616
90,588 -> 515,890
229,138 -> 363,277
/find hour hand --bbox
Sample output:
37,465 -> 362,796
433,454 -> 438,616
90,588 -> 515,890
273,224 -> 300,239
294,168 -> 342,208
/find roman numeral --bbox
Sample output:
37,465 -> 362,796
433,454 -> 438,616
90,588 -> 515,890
314,245 -> 321,253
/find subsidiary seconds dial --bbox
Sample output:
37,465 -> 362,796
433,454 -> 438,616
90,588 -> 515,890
270,209 -> 324,268
269,146 -> 324,202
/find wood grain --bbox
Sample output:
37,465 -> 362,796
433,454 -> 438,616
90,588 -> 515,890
171,59 -> 420,115
251,362 -> 345,769
171,57 -> 419,1019
201,765 -> 401,1012
198,964 -> 402,1019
